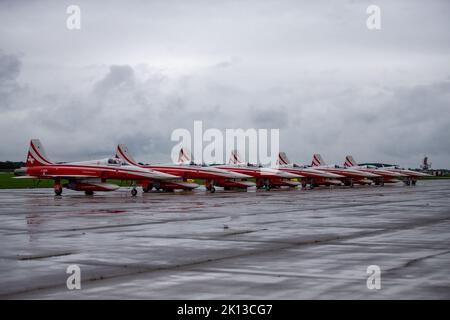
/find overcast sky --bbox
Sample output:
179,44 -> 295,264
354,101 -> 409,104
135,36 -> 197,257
1,0 -> 449,168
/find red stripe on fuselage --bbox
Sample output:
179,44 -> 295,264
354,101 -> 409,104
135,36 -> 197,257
26,164 -> 158,178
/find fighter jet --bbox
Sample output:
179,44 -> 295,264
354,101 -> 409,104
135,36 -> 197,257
350,156 -> 430,186
14,139 -> 183,196
311,154 -> 380,187
116,145 -> 255,193
382,166 -> 430,185
343,155 -> 406,185
212,150 -> 303,190
276,152 -> 344,189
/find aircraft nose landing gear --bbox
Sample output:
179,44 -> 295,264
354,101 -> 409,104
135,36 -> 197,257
131,188 -> 138,197
54,179 -> 62,196
205,179 -> 216,193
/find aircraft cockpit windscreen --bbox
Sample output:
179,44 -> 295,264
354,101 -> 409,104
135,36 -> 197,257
247,163 -> 263,168
107,158 -> 123,166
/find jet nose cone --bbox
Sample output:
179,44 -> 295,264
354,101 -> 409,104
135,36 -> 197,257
280,171 -> 303,178
365,172 -> 381,178
261,168 -> 302,178
155,171 -> 179,179
235,172 -> 253,179
14,167 -> 26,176
141,168 -> 178,180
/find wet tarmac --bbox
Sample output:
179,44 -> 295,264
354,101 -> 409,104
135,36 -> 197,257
0,180 -> 449,299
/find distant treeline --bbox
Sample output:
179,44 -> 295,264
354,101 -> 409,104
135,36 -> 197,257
0,161 -> 25,170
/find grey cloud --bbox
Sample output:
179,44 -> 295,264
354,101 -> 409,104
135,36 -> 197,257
0,1 -> 449,168
0,51 -> 21,82
249,106 -> 289,128
0,51 -> 23,110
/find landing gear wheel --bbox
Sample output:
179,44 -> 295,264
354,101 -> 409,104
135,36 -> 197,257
209,187 -> 216,193
85,190 -> 94,196
54,186 -> 62,196
131,188 -> 138,197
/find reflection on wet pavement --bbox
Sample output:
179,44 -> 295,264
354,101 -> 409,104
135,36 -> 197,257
0,181 -> 449,299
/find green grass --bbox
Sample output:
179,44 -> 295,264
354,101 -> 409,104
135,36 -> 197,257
421,175 -> 450,180
0,172 -> 138,189
0,172 -> 54,189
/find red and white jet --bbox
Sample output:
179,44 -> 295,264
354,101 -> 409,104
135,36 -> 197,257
276,152 -> 344,188
345,156 -> 430,186
212,150 -> 303,190
116,145 -> 255,192
311,154 -> 380,187
343,155 -> 406,185
14,139 -> 185,196
381,166 -> 430,185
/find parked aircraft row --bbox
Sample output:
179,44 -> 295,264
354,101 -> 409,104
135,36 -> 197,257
14,139 -> 430,196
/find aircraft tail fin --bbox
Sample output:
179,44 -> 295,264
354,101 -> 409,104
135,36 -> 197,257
116,144 -> 140,166
277,152 -> 291,166
344,155 -> 357,167
178,147 -> 193,164
229,150 -> 245,165
312,154 -> 325,166
26,139 -> 53,167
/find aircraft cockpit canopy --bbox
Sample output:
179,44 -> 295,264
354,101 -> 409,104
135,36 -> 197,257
107,158 -> 123,166
246,162 -> 262,168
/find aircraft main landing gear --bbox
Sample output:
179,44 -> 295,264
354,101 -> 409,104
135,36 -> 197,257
142,186 -> 151,193
54,186 -> 62,196
142,182 -> 153,193
85,190 -> 94,196
131,188 -> 138,197
205,179 -> 216,193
